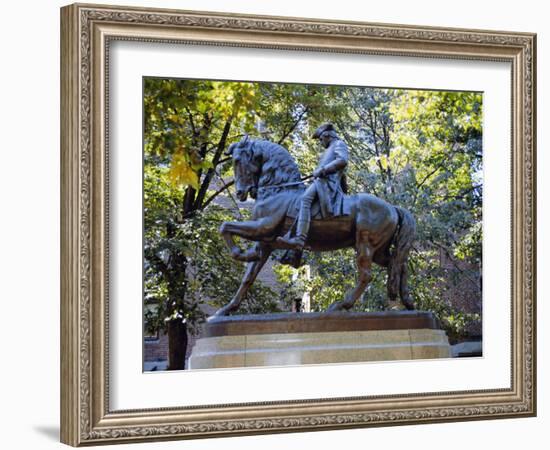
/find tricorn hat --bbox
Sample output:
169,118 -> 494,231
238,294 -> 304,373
312,123 -> 336,139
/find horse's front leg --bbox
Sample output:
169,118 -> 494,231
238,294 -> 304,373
222,229 -> 260,262
220,224 -> 257,261
210,244 -> 272,318
220,217 -> 280,262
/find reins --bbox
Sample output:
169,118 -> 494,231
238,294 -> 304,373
258,174 -> 314,190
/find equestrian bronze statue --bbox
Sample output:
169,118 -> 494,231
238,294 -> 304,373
213,124 -> 416,317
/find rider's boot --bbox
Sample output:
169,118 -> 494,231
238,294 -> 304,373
276,206 -> 310,249
276,232 -> 306,250
276,186 -> 313,250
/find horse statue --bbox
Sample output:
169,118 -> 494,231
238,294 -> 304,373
212,136 -> 416,317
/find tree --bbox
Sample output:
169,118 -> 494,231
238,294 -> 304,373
144,80 -> 351,368
144,79 -> 484,367
276,87 -> 483,339
144,79 -> 271,369
390,90 -> 483,338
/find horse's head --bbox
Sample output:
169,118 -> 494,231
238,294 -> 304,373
226,135 -> 260,201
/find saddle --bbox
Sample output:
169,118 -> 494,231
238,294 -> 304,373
287,199 -> 324,220
286,194 -> 352,221
279,195 -> 352,269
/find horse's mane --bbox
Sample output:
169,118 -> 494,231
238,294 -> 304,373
251,140 -> 304,199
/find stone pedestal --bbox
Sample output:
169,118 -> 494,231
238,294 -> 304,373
188,311 -> 451,370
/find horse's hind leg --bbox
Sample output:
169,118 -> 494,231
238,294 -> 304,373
387,261 -> 400,303
399,264 -> 414,310
327,239 -> 373,312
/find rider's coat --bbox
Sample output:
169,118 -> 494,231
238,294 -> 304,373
313,138 -> 350,217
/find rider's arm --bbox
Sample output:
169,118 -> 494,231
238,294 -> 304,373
319,141 -> 348,176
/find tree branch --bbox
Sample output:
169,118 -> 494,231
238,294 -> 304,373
202,179 -> 235,210
194,119 -> 233,210
432,184 -> 483,209
277,106 -> 309,145
215,156 -> 232,167
184,106 -> 197,136
214,172 -> 244,219
412,145 -> 463,205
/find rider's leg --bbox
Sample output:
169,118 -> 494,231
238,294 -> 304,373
276,184 -> 316,249
296,185 -> 316,240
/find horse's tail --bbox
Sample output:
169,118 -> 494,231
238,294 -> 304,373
387,206 -> 416,310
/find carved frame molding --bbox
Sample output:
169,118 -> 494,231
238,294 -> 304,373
60,3 -> 536,446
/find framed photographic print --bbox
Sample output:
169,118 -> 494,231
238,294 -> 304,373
60,3 -> 536,446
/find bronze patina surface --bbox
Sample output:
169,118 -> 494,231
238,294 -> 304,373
215,135 -> 417,317
203,311 -> 440,337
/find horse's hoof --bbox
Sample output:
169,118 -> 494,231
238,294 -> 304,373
327,302 -> 343,312
209,306 -> 231,319
242,251 -> 260,262
402,300 -> 415,311
230,248 -> 244,260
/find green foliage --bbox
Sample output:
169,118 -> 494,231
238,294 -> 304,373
143,79 -> 277,341
306,250 -> 357,311
144,164 -> 207,335
272,88 -> 482,338
144,78 -> 483,346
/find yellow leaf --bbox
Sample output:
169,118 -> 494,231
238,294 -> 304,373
169,154 -> 200,190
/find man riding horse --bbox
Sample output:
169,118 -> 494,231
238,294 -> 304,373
214,128 -> 416,317
277,123 -> 349,250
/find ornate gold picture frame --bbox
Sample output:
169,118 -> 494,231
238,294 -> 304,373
60,3 -> 536,446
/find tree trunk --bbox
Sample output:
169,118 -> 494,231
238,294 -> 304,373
167,319 -> 188,370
